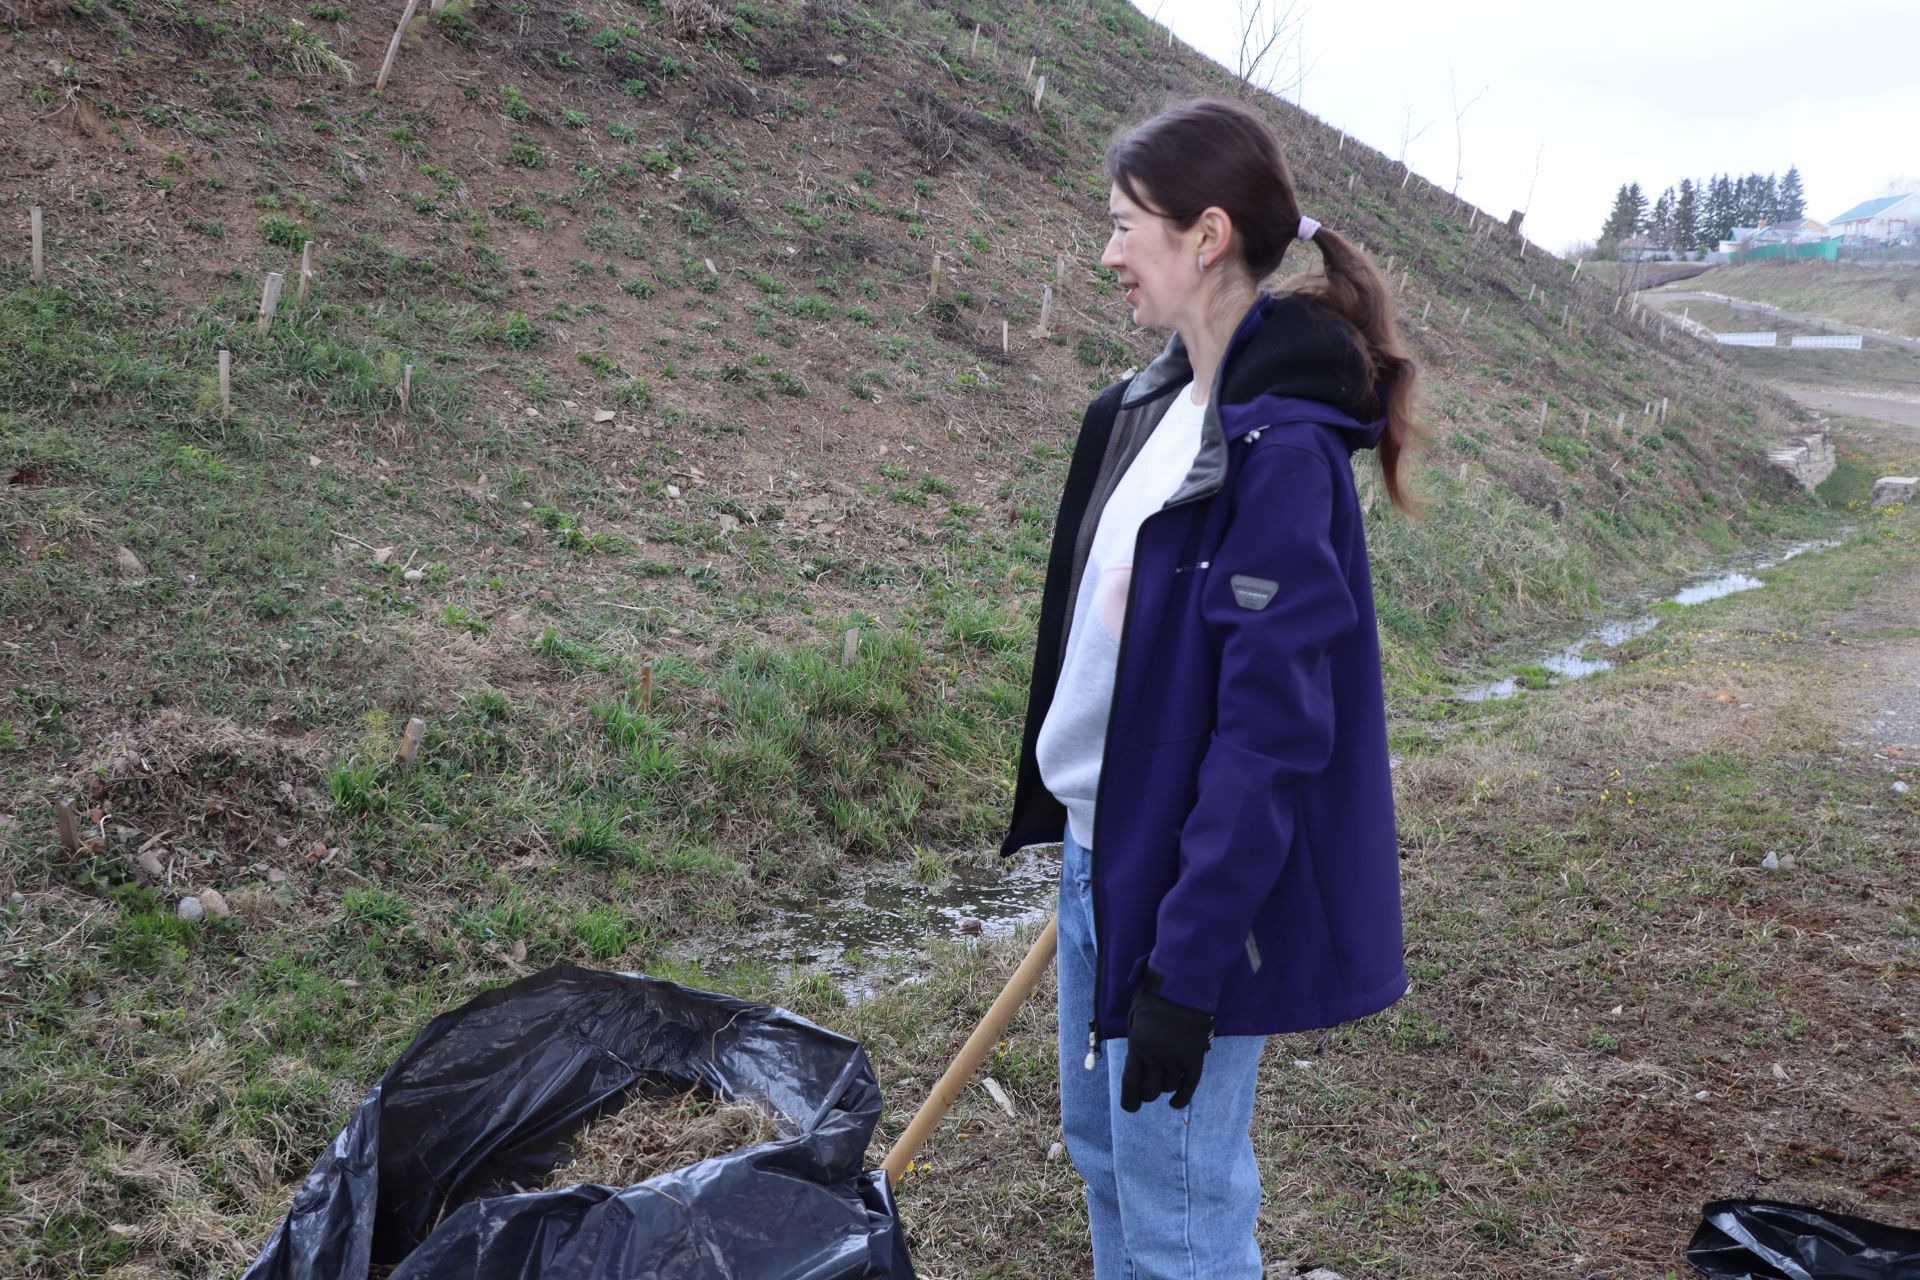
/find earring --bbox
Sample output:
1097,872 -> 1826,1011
1196,253 -> 1207,273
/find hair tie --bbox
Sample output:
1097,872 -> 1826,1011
1297,215 -> 1320,243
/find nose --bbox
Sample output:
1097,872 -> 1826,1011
1100,230 -> 1123,271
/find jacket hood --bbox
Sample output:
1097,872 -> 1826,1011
1121,293 -> 1385,453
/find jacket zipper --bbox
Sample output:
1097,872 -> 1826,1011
1081,363 -> 1258,1067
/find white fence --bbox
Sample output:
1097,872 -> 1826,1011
1789,334 -> 1864,350
1717,331 -> 1778,347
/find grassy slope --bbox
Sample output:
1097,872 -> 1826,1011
1663,261 -> 1920,338
0,1 -> 1893,1276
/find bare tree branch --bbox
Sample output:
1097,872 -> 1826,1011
1233,0 -> 1309,101
1448,67 -> 1489,197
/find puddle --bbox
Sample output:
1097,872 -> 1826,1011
670,847 -> 1060,1001
1457,537 -> 1839,702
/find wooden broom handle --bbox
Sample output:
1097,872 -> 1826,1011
881,915 -> 1059,1185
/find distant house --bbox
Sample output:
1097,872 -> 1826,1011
1751,217 -> 1830,246
1827,194 -> 1919,243
1716,226 -> 1763,255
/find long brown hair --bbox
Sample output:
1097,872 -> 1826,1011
1107,98 -> 1424,514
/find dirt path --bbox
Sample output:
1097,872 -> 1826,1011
1644,290 -> 1920,351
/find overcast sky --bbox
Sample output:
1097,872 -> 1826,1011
1138,0 -> 1920,254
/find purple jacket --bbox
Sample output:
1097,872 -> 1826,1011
1003,293 -> 1407,1040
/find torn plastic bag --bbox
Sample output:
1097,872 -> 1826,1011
243,965 -> 916,1279
1688,1199 -> 1920,1279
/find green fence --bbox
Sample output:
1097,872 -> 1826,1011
1733,238 -> 1842,264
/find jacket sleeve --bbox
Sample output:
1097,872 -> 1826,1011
1148,440 -> 1358,1014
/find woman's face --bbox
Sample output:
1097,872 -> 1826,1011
1101,182 -> 1197,330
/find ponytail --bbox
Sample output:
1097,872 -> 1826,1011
1292,226 -> 1425,515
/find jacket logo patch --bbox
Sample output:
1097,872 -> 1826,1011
1230,575 -> 1279,610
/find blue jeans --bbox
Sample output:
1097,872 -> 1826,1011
1057,827 -> 1266,1280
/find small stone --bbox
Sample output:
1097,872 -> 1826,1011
1770,1062 -> 1789,1080
510,939 -> 527,963
1302,1270 -> 1346,1280
524,407 -> 541,418
199,888 -> 230,919
402,569 -> 424,582
176,896 -> 204,923
1894,781 -> 1911,795
594,409 -> 616,423
307,455 -> 323,469
958,917 -> 983,936
8,891 -> 22,905
1694,1089 -> 1711,1101
716,514 -> 740,533
1046,1141 -> 1064,1162
136,849 -> 164,878
373,546 -> 395,565
114,546 -> 146,579
666,484 -> 682,499
1761,851 -> 1779,870
266,867 -> 289,883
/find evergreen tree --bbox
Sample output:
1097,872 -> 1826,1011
1762,172 -> 1781,224
1599,183 -> 1640,253
1732,175 -> 1751,226
1710,174 -> 1736,242
1780,165 -> 1806,220
1650,187 -> 1676,248
1675,179 -> 1699,252
1629,181 -> 1648,232
1744,172 -> 1769,225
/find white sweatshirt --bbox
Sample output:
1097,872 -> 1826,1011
1035,381 -> 1208,850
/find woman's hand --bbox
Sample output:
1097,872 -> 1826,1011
1119,977 -> 1214,1111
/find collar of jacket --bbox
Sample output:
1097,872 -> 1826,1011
1118,293 -> 1386,508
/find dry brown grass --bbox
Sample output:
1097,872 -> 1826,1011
555,1089 -> 783,1188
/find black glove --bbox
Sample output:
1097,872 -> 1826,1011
1119,973 -> 1213,1112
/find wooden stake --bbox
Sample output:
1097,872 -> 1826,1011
1538,401 -> 1548,429
1001,319 -> 1008,353
1400,170 -> 1410,190
970,23 -> 980,56
399,363 -> 412,413
30,206 -> 44,283
1468,209 -> 1476,229
1347,173 -> 1355,192
219,349 -> 231,419
1035,284 -> 1053,336
1661,397 -> 1669,421
54,797 -> 80,853
1527,283 -> 1535,303
1054,254 -> 1068,290
1420,299 -> 1431,324
1572,259 -> 1583,280
1616,411 -> 1626,430
398,717 -> 427,768
376,0 -> 420,93
929,252 -> 942,297
1462,304 -> 1471,323
298,241 -> 314,302
1562,304 -> 1570,331
1582,408 -> 1591,434
638,661 -> 654,712
1032,75 -> 1046,112
257,271 -> 285,337
1337,134 -> 1345,153
1400,270 -> 1408,290
842,628 -> 859,669
1025,55 -> 1035,83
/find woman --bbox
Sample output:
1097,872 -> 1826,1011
1000,98 -> 1422,1278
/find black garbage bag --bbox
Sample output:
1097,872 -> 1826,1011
243,965 -> 915,1280
1688,1199 -> 1920,1279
